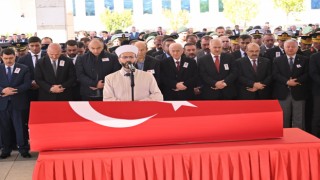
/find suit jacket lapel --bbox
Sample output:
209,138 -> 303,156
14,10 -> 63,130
45,57 -> 57,82
169,57 -> 178,74
143,58 -> 150,71
244,57 -> 256,75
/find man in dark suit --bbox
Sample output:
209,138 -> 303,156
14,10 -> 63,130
0,48 -> 31,158
160,43 -> 198,100
237,43 -> 272,100
231,34 -> 252,60
155,38 -> 175,61
146,35 -> 163,57
198,38 -> 238,100
260,33 -> 275,56
196,35 -> 212,59
273,39 -> 309,130
35,43 -> 76,101
76,38 -> 121,101
18,36 -> 46,101
310,52 -> 320,137
264,31 -> 292,61
133,41 -> 160,85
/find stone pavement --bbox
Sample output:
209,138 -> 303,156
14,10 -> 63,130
0,151 -> 38,180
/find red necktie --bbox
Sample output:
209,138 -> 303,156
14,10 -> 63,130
176,61 -> 180,71
214,56 -> 220,72
252,59 -> 257,72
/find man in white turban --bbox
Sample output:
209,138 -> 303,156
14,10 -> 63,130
103,45 -> 163,101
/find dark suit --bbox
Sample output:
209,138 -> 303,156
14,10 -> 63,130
18,52 -> 46,101
35,55 -> 76,101
264,46 -> 284,61
146,49 -> 157,56
198,53 -> 238,100
160,56 -> 198,100
0,63 -> 31,154
135,55 -> 160,85
231,50 -> 242,60
273,54 -> 309,129
155,52 -> 170,61
309,52 -> 320,136
129,32 -> 139,40
237,57 -> 272,99
76,51 -> 121,100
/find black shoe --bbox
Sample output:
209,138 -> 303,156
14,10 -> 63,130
21,152 -> 31,158
0,152 -> 11,159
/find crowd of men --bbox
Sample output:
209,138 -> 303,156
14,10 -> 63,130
0,23 -> 320,159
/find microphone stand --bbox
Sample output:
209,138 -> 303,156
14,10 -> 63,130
130,69 -> 135,101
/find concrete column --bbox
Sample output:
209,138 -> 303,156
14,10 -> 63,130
35,0 -> 74,42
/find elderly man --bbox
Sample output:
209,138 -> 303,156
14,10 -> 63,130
76,38 -> 121,101
103,45 -> 163,101
160,43 -> 198,100
133,41 -> 160,85
35,43 -> 76,101
273,39 -> 309,129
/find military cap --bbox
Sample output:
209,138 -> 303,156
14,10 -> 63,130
163,34 -> 179,41
276,31 -> 292,41
146,36 -> 155,43
248,29 -> 264,37
12,42 -> 28,52
311,32 -> 320,43
229,35 -> 240,45
0,43 -> 13,49
301,26 -> 313,35
300,35 -> 312,44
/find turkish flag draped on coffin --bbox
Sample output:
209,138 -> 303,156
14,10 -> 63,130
29,100 -> 283,151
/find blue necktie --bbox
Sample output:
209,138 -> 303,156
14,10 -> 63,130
7,66 -> 12,82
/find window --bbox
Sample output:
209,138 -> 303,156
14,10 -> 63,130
218,0 -> 224,12
104,0 -> 114,11
162,0 -> 171,10
312,0 -> 320,9
85,0 -> 95,16
72,0 -> 76,16
200,0 -> 209,13
124,0 -> 133,10
181,0 -> 190,12
143,0 -> 152,14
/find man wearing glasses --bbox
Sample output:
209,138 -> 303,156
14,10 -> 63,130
103,45 -> 163,101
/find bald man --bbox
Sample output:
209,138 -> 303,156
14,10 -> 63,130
198,38 -> 238,100
237,43 -> 272,100
34,43 -> 76,101
75,38 -> 121,100
160,43 -> 198,100
133,41 -> 160,84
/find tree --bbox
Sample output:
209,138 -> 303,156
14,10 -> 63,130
272,0 -> 305,25
222,0 -> 259,28
163,10 -> 189,32
100,9 -> 133,33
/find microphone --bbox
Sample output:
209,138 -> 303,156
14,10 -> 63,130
127,62 -> 136,72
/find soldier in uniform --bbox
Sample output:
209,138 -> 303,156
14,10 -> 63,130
310,32 -> 320,54
229,35 -> 240,52
248,29 -> 264,46
13,42 -> 28,58
299,35 -> 313,57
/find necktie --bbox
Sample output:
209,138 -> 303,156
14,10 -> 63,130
214,56 -> 220,72
289,57 -> 294,71
7,67 -> 12,82
34,54 -> 39,68
52,61 -> 57,76
252,59 -> 257,72
176,61 -> 180,71
243,52 -> 247,57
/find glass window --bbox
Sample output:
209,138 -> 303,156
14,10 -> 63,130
200,0 -> 209,13
218,0 -> 224,12
181,0 -> 190,12
124,0 -> 133,10
85,0 -> 95,16
162,0 -> 171,10
143,0 -> 152,14
104,0 -> 114,11
312,0 -> 320,9
72,0 -> 76,16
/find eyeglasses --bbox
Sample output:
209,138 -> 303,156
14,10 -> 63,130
120,56 -> 135,60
